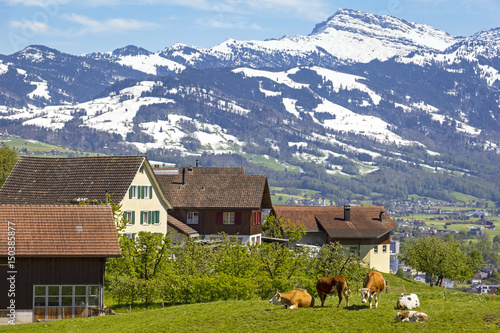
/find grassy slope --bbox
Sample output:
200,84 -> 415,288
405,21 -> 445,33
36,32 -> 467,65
2,275 -> 499,333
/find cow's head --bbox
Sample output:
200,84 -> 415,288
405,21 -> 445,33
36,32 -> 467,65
359,288 -> 371,303
269,290 -> 282,305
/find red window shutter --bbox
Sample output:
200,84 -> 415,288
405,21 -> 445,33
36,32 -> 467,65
235,212 -> 241,225
259,211 -> 262,225
216,212 -> 223,225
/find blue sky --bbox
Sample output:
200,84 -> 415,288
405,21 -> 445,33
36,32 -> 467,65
1,0 -> 500,55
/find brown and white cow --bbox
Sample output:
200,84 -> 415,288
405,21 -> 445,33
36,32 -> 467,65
316,275 -> 350,308
359,271 -> 385,309
269,289 -> 315,309
395,311 -> 428,323
395,293 -> 420,310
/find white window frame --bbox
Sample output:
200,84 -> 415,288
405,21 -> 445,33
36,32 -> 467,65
143,186 -> 150,199
129,185 -> 138,199
141,211 -> 149,225
374,246 -> 378,254
223,212 -> 235,225
125,211 -> 134,225
382,245 -> 387,253
187,212 -> 199,224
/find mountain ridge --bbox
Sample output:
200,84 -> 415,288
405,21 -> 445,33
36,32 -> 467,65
1,9 -> 500,204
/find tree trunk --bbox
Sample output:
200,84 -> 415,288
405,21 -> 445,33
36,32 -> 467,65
429,273 -> 435,287
436,275 -> 444,287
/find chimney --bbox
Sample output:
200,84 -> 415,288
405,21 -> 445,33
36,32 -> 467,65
196,159 -> 199,167
344,205 -> 351,222
182,168 -> 186,185
380,211 -> 387,222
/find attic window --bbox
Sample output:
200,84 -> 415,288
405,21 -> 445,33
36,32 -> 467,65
76,226 -> 83,232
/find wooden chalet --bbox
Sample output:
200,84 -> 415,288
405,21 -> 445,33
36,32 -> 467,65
0,156 -> 179,238
0,205 -> 121,324
271,205 -> 397,272
154,166 -> 272,245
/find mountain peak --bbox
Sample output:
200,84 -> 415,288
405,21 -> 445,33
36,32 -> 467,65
309,8 -> 455,52
111,45 -> 152,57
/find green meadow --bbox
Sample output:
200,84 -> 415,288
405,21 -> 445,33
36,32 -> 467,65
2,275 -> 499,333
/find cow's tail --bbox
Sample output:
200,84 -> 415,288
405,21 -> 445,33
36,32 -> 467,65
310,293 -> 315,307
385,279 -> 389,293
346,279 -> 352,296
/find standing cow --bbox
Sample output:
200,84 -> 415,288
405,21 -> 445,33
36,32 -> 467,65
359,271 -> 385,309
269,289 -> 315,309
316,275 -> 350,308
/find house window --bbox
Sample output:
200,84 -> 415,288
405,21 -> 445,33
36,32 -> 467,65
124,233 -> 136,241
125,211 -> 135,225
223,212 -> 235,225
33,285 -> 102,321
187,212 -> 199,224
140,211 -> 160,225
129,185 -> 138,199
383,245 -> 387,253
374,246 -> 378,254
141,185 -> 153,199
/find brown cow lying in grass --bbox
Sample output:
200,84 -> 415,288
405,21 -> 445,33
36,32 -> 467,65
395,311 -> 429,323
316,275 -> 350,308
269,289 -> 315,309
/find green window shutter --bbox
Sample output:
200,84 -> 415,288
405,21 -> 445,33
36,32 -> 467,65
140,186 -> 144,199
149,186 -> 153,199
140,211 -> 144,225
156,211 -> 160,224
148,211 -> 152,224
132,233 -> 136,241
132,211 -> 135,225
129,186 -> 133,199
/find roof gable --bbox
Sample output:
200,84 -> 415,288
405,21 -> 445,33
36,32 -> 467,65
0,156 -> 152,205
155,167 -> 272,209
272,205 -> 396,239
0,205 -> 121,257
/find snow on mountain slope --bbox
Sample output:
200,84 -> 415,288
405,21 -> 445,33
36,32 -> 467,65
117,54 -> 185,75
163,8 -> 457,68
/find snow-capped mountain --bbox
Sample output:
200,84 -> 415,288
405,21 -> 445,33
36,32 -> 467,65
117,9 -> 459,70
2,8 -> 500,203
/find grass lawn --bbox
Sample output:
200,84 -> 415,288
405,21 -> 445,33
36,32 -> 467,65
1,138 -> 99,157
2,275 -> 499,332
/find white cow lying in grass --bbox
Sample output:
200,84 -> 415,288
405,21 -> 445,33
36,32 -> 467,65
395,293 -> 420,310
269,289 -> 314,309
395,311 -> 428,323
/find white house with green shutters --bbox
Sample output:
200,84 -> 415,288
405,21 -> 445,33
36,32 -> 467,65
0,155 -> 175,240
119,159 -> 173,239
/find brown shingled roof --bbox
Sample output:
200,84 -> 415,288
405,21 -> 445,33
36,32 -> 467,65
155,168 -> 272,209
0,205 -> 121,257
272,205 -> 396,239
167,214 -> 199,237
0,156 -> 146,205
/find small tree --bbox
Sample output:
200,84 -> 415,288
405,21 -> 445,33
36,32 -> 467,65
262,214 -> 305,244
0,144 -> 18,188
400,236 -> 484,287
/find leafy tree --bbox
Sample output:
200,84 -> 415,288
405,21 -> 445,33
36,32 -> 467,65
312,242 -> 365,289
400,236 -> 484,287
0,144 -> 17,188
262,214 -> 306,244
396,268 -> 406,278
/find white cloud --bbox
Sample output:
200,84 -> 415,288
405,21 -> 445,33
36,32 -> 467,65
10,20 -> 49,33
2,0 -> 69,6
61,14 -> 157,34
197,18 -> 262,31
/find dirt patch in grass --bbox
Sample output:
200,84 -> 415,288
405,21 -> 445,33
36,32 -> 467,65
484,312 -> 500,330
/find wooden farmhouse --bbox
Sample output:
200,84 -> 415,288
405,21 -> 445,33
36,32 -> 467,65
271,205 -> 397,272
0,205 -> 121,324
155,166 -> 272,245
0,156 -> 177,239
